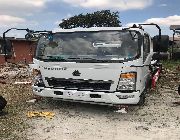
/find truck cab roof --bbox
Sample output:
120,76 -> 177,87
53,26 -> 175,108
54,26 -> 148,35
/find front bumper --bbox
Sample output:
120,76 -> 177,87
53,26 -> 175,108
33,86 -> 141,105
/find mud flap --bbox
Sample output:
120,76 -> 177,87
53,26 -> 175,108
151,67 -> 161,89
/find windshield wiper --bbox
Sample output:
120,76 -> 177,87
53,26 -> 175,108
67,57 -> 123,63
67,57 -> 96,60
67,57 -> 81,60
45,56 -> 67,62
67,57 -> 100,62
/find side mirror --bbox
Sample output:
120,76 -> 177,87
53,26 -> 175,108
153,35 -> 169,52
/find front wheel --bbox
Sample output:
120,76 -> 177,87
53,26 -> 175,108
137,91 -> 147,106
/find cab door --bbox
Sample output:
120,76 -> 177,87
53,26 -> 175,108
142,34 -> 151,91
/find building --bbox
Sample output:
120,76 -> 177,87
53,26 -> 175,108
0,37 -> 37,64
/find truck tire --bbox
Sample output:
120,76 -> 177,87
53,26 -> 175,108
0,96 -> 7,111
137,91 -> 146,106
137,80 -> 149,106
153,35 -> 169,52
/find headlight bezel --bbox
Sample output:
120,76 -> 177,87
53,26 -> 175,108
116,72 -> 137,92
32,69 -> 45,87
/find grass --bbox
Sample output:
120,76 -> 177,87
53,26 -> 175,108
159,60 -> 180,88
161,60 -> 180,70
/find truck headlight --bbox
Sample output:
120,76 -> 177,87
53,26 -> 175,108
117,72 -> 136,91
32,69 -> 45,87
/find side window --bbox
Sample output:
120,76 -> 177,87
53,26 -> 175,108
143,34 -> 150,62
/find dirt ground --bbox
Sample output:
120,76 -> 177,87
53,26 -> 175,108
0,62 -> 180,140
26,89 -> 180,140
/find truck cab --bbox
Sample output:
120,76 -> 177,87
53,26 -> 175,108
30,26 -> 169,106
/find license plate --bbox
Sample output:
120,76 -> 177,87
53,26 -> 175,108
75,92 -> 85,98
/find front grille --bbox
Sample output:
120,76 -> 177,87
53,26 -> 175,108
45,77 -> 112,90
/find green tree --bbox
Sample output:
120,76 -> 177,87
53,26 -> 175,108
59,10 -> 121,29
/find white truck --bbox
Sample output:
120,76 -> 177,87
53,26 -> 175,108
1,24 -> 169,106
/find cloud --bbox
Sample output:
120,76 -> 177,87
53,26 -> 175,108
125,15 -> 180,36
0,15 -> 26,28
159,4 -> 167,7
0,15 -> 26,37
145,15 -> 180,26
126,15 -> 180,27
54,13 -> 73,25
54,20 -> 62,26
0,14 -> 40,38
0,0 -> 46,16
62,0 -> 153,10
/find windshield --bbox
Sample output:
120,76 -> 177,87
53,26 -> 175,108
35,30 -> 142,62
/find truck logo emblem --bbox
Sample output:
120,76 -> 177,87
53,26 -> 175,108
72,70 -> 81,76
44,67 -> 67,70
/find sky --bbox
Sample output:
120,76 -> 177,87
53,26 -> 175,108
0,0 -> 180,38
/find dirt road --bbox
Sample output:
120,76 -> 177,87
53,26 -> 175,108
26,86 -> 180,140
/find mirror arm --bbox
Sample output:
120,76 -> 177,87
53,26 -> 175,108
3,28 -> 30,39
2,28 -> 31,62
139,23 -> 162,62
138,23 -> 161,40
